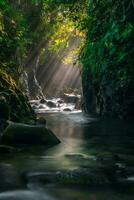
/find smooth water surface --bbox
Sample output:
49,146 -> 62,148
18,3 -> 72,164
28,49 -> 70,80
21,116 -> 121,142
0,111 -> 134,200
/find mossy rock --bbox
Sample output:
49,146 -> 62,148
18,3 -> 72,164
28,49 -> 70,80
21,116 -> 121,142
1,122 -> 60,145
0,98 -> 10,120
0,69 -> 36,123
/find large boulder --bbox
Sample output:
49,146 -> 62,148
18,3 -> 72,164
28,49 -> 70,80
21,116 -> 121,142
1,122 -> 60,145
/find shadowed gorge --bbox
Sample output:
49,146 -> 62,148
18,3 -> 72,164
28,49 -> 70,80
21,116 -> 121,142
27,37 -> 82,97
0,0 -> 134,200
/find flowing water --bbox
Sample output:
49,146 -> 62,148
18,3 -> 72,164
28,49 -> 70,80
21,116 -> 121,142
0,102 -> 134,200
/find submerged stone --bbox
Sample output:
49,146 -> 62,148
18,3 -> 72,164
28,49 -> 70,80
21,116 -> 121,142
26,168 -> 110,186
0,163 -> 24,191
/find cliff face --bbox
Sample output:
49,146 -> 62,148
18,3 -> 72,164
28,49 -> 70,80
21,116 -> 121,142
80,0 -> 134,120
82,68 -> 134,119
0,70 -> 36,125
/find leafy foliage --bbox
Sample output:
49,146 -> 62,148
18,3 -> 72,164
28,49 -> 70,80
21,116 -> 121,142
80,0 -> 134,117
0,0 -> 134,117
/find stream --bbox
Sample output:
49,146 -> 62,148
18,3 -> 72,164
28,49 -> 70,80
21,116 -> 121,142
0,99 -> 134,200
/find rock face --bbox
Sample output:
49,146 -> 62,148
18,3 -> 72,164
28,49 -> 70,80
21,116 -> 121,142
0,70 -> 36,124
1,122 -> 60,145
81,69 -> 134,119
27,56 -> 45,100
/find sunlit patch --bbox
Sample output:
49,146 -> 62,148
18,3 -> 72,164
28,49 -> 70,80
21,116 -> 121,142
36,39 -> 82,97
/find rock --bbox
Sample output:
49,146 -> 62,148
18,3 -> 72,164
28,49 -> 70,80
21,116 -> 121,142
31,104 -> 39,109
0,70 -> 36,123
63,108 -> 71,112
75,99 -> 81,110
31,102 -> 40,108
57,99 -> 64,104
26,168 -> 110,186
31,103 -> 41,109
0,145 -> 16,153
0,119 -> 8,135
0,163 -> 24,191
1,122 -> 60,145
36,117 -> 46,126
63,93 -> 80,103
34,102 -> 40,106
40,99 -> 47,104
38,105 -> 46,109
46,101 -> 56,108
0,96 -> 10,120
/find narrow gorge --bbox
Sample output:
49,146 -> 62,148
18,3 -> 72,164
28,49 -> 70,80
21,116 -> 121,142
0,1 -> 134,200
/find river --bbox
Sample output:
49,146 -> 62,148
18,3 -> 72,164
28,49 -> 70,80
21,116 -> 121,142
0,106 -> 134,199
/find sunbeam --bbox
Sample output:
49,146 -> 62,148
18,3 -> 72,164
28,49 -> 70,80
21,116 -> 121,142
34,38 -> 82,97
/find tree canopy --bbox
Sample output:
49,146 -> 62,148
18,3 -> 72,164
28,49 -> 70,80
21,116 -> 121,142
0,0 -> 134,117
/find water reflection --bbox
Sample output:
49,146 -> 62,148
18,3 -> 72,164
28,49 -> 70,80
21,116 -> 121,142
0,112 -> 134,199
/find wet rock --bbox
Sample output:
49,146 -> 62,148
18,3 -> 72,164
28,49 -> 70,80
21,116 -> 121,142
0,70 -> 36,123
63,108 -> 71,112
65,153 -> 84,159
38,105 -> 46,109
0,96 -> 10,120
0,163 -> 24,191
65,153 -> 96,161
36,117 -> 46,126
75,99 -> 81,110
40,99 -> 47,104
46,101 -> 56,108
32,105 -> 38,109
0,119 -> 8,135
26,168 -> 110,186
26,164 -> 134,189
57,99 -> 64,104
1,122 -> 60,145
63,93 -> 80,104
31,102 -> 39,107
27,171 -> 57,185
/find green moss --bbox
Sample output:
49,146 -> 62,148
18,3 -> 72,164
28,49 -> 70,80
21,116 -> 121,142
0,69 -> 36,126
2,122 -> 60,145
